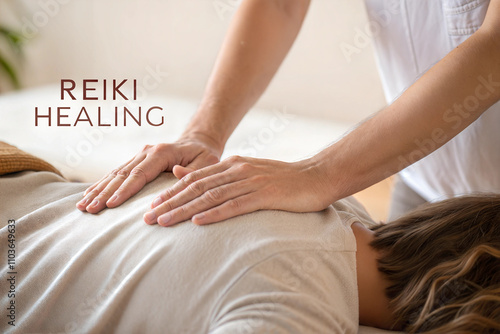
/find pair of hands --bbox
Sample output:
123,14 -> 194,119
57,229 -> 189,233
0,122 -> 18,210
76,138 -> 331,226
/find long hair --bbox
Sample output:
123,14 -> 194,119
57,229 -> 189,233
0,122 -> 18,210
370,194 -> 500,333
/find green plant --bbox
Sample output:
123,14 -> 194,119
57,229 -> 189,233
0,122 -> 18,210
0,25 -> 23,89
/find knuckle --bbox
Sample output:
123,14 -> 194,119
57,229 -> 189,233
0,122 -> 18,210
160,202 -> 174,213
187,181 -> 205,195
109,169 -> 120,177
131,166 -> 147,180
116,169 -> 129,178
174,205 -> 188,218
98,189 -> 114,198
87,189 -> 101,197
227,198 -> 242,210
237,162 -> 252,173
204,188 -> 225,203
227,155 -> 242,163
141,144 -> 152,152
152,143 -> 167,155
113,189 -> 123,198
163,188 -> 175,199
208,207 -> 221,218
182,172 -> 198,184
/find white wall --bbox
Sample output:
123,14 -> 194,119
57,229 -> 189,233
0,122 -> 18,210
0,0 -> 386,124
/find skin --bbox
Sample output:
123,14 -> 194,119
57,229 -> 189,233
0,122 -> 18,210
78,0 -> 500,227
351,222 -> 395,329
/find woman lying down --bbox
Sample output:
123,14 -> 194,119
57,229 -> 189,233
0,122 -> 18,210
1,168 -> 499,333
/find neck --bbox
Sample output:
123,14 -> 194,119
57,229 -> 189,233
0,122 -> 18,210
351,222 -> 395,329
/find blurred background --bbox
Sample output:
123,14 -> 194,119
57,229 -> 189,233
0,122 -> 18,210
0,0 -> 386,121
0,0 -> 392,220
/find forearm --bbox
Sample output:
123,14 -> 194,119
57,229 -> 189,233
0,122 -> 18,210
311,23 -> 500,204
182,0 -> 310,152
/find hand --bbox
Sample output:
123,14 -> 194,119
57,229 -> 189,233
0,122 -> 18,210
143,155 -> 332,226
76,136 -> 221,213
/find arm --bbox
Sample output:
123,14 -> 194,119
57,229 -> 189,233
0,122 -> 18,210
144,1 -> 500,226
180,0 -> 311,157
314,0 -> 500,203
77,0 -> 310,213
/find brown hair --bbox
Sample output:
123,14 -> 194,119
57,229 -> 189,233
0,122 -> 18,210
370,194 -> 500,333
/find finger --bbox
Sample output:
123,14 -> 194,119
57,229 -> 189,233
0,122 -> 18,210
172,165 -> 193,180
83,177 -> 104,198
149,170 -> 240,217
76,172 -> 117,211
150,162 -> 233,209
84,168 -> 134,213
83,158 -> 133,197
81,153 -> 146,213
172,152 -> 220,179
192,193 -> 262,225
145,179 -> 254,226
83,172 -> 112,197
83,154 -> 144,213
105,158 -> 163,209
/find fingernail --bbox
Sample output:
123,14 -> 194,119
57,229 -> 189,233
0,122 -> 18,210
90,199 -> 99,207
158,213 -> 172,226
144,211 -> 157,224
108,194 -> 118,204
152,197 -> 162,207
78,198 -> 90,206
193,213 -> 205,223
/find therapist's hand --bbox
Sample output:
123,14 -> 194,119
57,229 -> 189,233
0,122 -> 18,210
76,136 -> 221,214
143,155 -> 332,226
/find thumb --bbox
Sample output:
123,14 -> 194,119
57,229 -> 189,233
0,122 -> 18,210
172,154 -> 220,179
172,165 -> 195,179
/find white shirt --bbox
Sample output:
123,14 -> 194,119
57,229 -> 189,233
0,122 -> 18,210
364,0 -> 499,201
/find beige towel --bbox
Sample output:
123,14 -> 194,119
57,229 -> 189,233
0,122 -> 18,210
0,172 -> 382,334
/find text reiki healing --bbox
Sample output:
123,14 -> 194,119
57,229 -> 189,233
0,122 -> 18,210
34,79 -> 166,127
